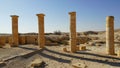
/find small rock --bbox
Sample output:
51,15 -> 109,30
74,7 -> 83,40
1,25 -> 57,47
0,61 -> 6,67
28,58 -> 45,68
2,44 -> 11,49
72,63 -> 87,68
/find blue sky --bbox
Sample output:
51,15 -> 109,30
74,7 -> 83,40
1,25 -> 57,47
0,0 -> 120,33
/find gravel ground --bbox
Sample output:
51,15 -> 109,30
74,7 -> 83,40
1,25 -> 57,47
0,45 -> 120,68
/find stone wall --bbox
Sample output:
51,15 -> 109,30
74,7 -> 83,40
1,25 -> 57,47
0,36 -> 6,47
19,35 -> 26,45
25,35 -> 38,45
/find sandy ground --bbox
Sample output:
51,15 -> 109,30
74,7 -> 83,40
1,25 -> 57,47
0,44 -> 120,68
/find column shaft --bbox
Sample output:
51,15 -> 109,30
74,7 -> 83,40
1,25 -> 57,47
37,14 -> 45,48
106,16 -> 115,55
11,15 -> 19,46
69,12 -> 77,52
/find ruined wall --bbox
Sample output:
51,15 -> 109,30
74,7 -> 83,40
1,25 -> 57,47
19,35 -> 26,45
0,35 -> 38,46
0,36 -> 6,47
25,35 -> 38,45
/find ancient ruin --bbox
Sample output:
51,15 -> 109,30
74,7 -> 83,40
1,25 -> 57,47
106,16 -> 115,55
0,13 -> 120,68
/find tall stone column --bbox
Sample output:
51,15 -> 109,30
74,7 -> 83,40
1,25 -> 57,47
11,15 -> 19,47
106,16 -> 115,55
36,14 -> 45,48
69,12 -> 77,52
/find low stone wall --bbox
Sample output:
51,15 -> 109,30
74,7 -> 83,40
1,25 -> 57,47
25,35 -> 38,45
0,35 -> 38,46
0,36 -> 6,47
19,35 -> 26,45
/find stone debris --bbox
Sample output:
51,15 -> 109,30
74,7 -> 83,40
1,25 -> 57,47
62,47 -> 70,53
0,61 -> 6,67
2,44 -> 11,49
28,58 -> 43,68
72,63 -> 87,68
117,50 -> 120,57
80,46 -> 86,50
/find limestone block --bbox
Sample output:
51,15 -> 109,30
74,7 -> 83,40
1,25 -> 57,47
0,61 -> 6,66
28,58 -> 42,68
63,47 -> 67,52
72,63 -> 87,68
2,44 -> 11,49
117,50 -> 120,57
80,45 -> 86,50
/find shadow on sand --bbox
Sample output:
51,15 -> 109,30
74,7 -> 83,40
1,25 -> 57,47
19,46 -> 120,67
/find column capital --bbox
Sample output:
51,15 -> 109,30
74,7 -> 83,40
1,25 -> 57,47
106,16 -> 114,22
36,14 -> 45,17
69,12 -> 76,15
11,15 -> 19,17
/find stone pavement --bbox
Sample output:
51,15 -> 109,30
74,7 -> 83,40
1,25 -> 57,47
0,44 -> 39,62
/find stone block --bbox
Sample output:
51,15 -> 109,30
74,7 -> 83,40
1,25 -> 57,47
72,63 -> 87,68
63,47 -> 67,52
2,44 -> 11,49
117,50 -> 120,57
80,45 -> 86,50
28,58 -> 43,68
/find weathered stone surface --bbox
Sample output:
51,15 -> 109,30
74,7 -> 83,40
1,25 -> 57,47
106,16 -> 115,55
26,35 -> 37,44
0,36 -> 6,47
77,37 -> 91,44
2,44 -> 11,49
28,58 -> 42,68
80,45 -> 86,50
8,36 -> 12,45
0,61 -> 6,67
117,50 -> 120,57
19,35 -> 26,45
37,14 -> 45,48
11,15 -> 19,47
63,47 -> 67,52
69,12 -> 77,53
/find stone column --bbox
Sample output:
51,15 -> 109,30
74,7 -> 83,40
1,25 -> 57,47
106,16 -> 115,55
11,15 -> 19,47
36,14 -> 45,48
69,12 -> 77,52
